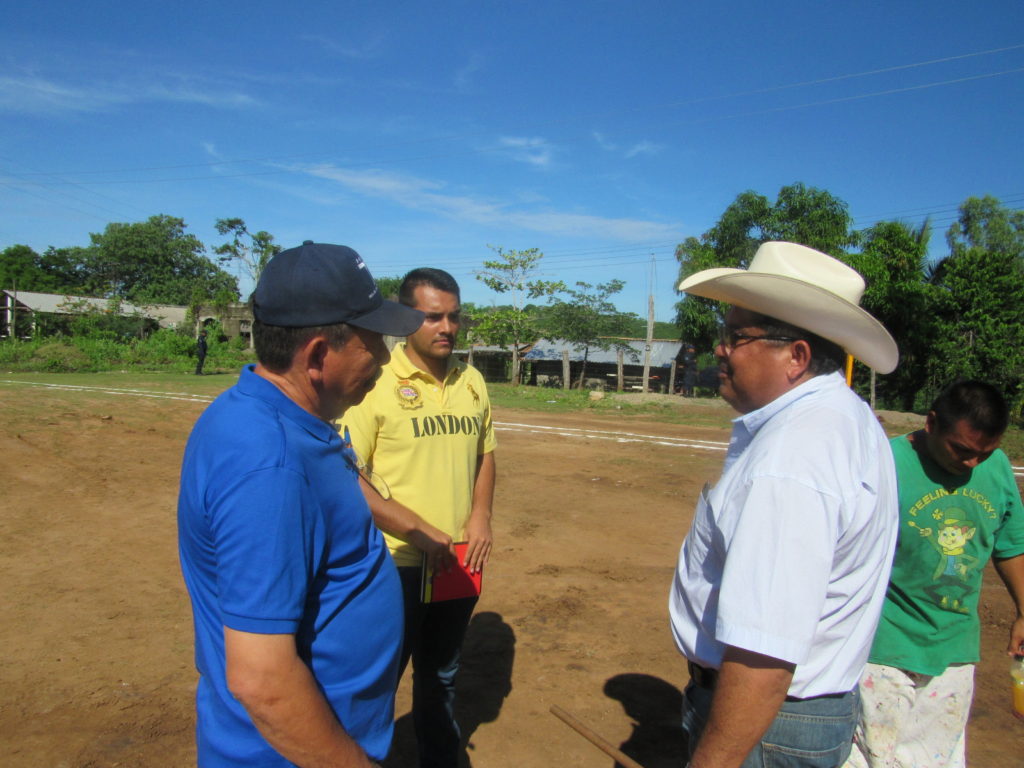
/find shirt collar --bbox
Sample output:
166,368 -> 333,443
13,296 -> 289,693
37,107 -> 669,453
235,364 -> 339,444
734,371 -> 844,438
390,341 -> 463,384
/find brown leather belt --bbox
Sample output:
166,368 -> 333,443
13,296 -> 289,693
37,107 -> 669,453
687,660 -> 849,702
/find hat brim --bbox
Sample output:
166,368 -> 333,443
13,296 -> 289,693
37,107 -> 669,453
348,300 -> 425,337
679,269 -> 898,374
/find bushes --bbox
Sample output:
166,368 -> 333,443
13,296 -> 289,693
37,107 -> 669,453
0,329 -> 255,373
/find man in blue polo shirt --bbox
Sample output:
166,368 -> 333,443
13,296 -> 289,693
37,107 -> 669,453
178,241 -> 424,767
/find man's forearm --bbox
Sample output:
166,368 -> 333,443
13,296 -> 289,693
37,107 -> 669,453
689,647 -> 794,768
470,451 -> 496,518
463,452 -> 496,572
225,629 -> 377,768
994,553 -> 1024,655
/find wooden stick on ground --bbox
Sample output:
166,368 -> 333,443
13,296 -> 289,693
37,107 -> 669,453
550,704 -> 646,768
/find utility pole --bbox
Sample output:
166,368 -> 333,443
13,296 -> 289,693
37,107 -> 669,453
641,255 -> 655,393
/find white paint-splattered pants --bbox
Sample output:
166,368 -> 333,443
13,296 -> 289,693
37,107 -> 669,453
844,662 -> 973,768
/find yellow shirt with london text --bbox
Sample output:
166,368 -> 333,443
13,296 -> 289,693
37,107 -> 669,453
342,342 -> 497,567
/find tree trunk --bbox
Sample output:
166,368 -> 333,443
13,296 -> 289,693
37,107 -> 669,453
577,348 -> 589,389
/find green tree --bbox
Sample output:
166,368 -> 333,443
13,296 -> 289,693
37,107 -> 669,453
946,195 -> 1024,262
374,275 -> 404,301
0,245 -> 46,292
674,183 -> 855,350
475,246 -> 563,384
38,246 -> 91,293
213,218 -> 282,287
541,280 -> 637,387
848,219 -> 937,410
926,197 -> 1024,412
86,215 -> 238,305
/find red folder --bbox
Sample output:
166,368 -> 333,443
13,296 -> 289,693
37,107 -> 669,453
421,542 -> 483,603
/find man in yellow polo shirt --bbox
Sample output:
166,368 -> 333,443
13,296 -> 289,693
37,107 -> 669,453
343,267 -> 497,768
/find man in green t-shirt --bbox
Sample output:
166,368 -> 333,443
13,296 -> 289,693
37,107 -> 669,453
847,381 -> 1024,768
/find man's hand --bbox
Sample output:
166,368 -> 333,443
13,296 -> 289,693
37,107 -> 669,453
994,554 -> 1024,657
1007,614 -> 1024,657
688,646 -> 794,768
358,476 -> 455,572
408,521 -> 457,573
464,452 -> 496,575
463,512 -> 492,574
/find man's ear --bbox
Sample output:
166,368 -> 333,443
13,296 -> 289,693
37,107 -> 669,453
924,410 -> 937,436
788,339 -> 812,380
304,335 -> 330,384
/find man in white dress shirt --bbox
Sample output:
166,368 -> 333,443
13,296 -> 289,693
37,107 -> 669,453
669,241 -> 901,768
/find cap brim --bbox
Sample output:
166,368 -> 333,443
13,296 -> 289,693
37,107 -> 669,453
348,300 -> 424,337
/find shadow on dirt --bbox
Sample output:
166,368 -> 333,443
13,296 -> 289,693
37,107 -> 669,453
385,611 -> 515,768
604,673 -> 688,768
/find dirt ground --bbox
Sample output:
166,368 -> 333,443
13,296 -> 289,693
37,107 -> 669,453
0,377 -> 1021,767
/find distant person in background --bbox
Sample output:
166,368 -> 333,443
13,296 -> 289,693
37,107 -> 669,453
680,344 -> 698,397
195,330 -> 208,375
846,380 -> 1024,768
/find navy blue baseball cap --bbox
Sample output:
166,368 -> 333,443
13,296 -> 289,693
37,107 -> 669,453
252,241 -> 424,335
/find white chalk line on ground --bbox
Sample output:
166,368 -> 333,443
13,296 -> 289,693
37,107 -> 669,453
3,379 -> 1023,476
494,420 -> 728,452
0,379 -> 215,404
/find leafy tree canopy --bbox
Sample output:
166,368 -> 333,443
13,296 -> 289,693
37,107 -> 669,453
0,245 -> 46,292
674,182 -> 855,352
213,218 -> 281,287
539,279 -> 637,387
946,195 -> 1024,261
475,245 -> 563,383
374,275 -> 404,301
84,215 -> 238,305
847,219 -> 937,410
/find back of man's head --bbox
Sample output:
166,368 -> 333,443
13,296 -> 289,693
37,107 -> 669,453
746,311 -> 847,376
931,380 -> 1009,437
398,267 -> 461,307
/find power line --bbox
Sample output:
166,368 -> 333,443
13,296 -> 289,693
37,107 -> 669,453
7,46 -> 1024,183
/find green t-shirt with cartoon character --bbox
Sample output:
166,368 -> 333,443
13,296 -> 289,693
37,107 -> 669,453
869,433 -> 1024,675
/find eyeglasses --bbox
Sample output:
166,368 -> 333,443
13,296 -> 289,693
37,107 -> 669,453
718,328 -> 802,352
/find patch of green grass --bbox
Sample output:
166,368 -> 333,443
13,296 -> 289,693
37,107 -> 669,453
486,383 -> 736,428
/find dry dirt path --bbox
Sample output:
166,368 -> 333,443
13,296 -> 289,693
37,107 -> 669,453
0,378 -> 1020,767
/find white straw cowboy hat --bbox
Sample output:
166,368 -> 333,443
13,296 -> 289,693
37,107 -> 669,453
677,241 -> 899,374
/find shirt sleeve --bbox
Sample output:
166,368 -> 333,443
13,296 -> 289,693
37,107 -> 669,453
478,380 -> 498,455
211,467 -> 321,634
994,454 -> 1024,559
715,474 -> 839,665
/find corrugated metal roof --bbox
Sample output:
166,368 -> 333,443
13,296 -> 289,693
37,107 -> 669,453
526,338 -> 683,367
3,290 -> 188,328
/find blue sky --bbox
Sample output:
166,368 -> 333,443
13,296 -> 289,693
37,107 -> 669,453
2,1 -> 1022,323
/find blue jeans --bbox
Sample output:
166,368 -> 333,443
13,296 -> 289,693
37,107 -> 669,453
398,566 -> 478,768
681,681 -> 858,767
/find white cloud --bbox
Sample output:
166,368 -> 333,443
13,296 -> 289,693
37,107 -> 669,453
0,74 -> 259,115
592,131 -> 617,151
455,53 -> 485,92
497,136 -> 554,168
0,76 -> 126,113
300,164 -> 678,241
625,140 -> 662,158
298,34 -> 388,60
